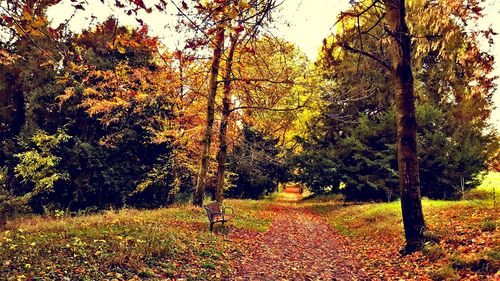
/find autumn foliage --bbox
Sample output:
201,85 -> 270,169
0,0 -> 498,279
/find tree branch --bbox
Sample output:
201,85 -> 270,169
329,0 -> 381,31
217,77 -> 294,85
342,43 -> 392,71
229,104 -> 306,113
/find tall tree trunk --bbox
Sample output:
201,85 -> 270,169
193,27 -> 225,206
385,0 -> 426,253
215,33 -> 239,203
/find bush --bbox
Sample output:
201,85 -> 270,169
291,102 -> 496,201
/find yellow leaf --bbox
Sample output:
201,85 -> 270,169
29,29 -> 44,37
21,11 -> 32,21
32,17 -> 47,28
40,60 -> 54,67
229,7 -> 238,19
240,1 -> 251,10
135,93 -> 148,101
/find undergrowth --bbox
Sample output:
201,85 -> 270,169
0,199 -> 272,280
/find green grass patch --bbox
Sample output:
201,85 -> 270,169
303,200 -> 402,237
304,197 -> 496,237
468,171 -> 500,200
423,243 -> 446,261
477,172 -> 500,190
0,199 -> 273,280
480,219 -> 497,232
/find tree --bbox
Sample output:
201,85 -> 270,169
215,32 -> 239,203
0,0 -> 71,215
384,0 -> 426,253
323,0 -> 426,251
56,19 -> 183,209
182,0 -> 280,206
0,13 -> 188,213
320,0 -> 497,252
214,35 -> 309,202
226,124 -> 284,199
193,24 -> 225,206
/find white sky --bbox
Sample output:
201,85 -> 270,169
480,0 -> 500,131
47,0 -> 500,130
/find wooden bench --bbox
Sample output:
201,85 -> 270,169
203,201 -> 235,231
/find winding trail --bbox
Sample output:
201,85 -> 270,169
230,202 -> 366,280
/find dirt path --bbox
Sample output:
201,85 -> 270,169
230,205 -> 365,280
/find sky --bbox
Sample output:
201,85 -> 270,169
47,0 -> 500,130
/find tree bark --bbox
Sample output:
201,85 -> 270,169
385,0 -> 426,252
215,33 -> 239,203
193,27 -> 225,206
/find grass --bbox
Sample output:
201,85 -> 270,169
478,171 -> 500,190
304,172 -> 500,236
467,171 -> 500,200
302,173 -> 500,280
0,199 -> 273,280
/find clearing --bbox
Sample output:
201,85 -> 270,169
0,187 -> 498,280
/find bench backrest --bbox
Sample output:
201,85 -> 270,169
205,201 -> 221,212
204,202 -> 222,220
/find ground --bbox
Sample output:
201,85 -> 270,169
231,205 -> 362,280
0,176 -> 499,280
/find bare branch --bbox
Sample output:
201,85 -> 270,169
230,104 -> 306,113
342,43 -> 392,71
329,0 -> 381,31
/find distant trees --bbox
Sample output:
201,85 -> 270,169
226,124 -> 285,199
0,0 -> 304,216
217,36 -> 307,200
181,0 -> 281,206
0,17 -> 189,213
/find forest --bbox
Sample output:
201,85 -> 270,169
0,0 -> 499,280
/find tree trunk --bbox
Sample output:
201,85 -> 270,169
385,0 -> 426,253
215,33 -> 239,203
193,27 -> 225,206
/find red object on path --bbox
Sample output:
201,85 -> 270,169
283,184 -> 303,194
